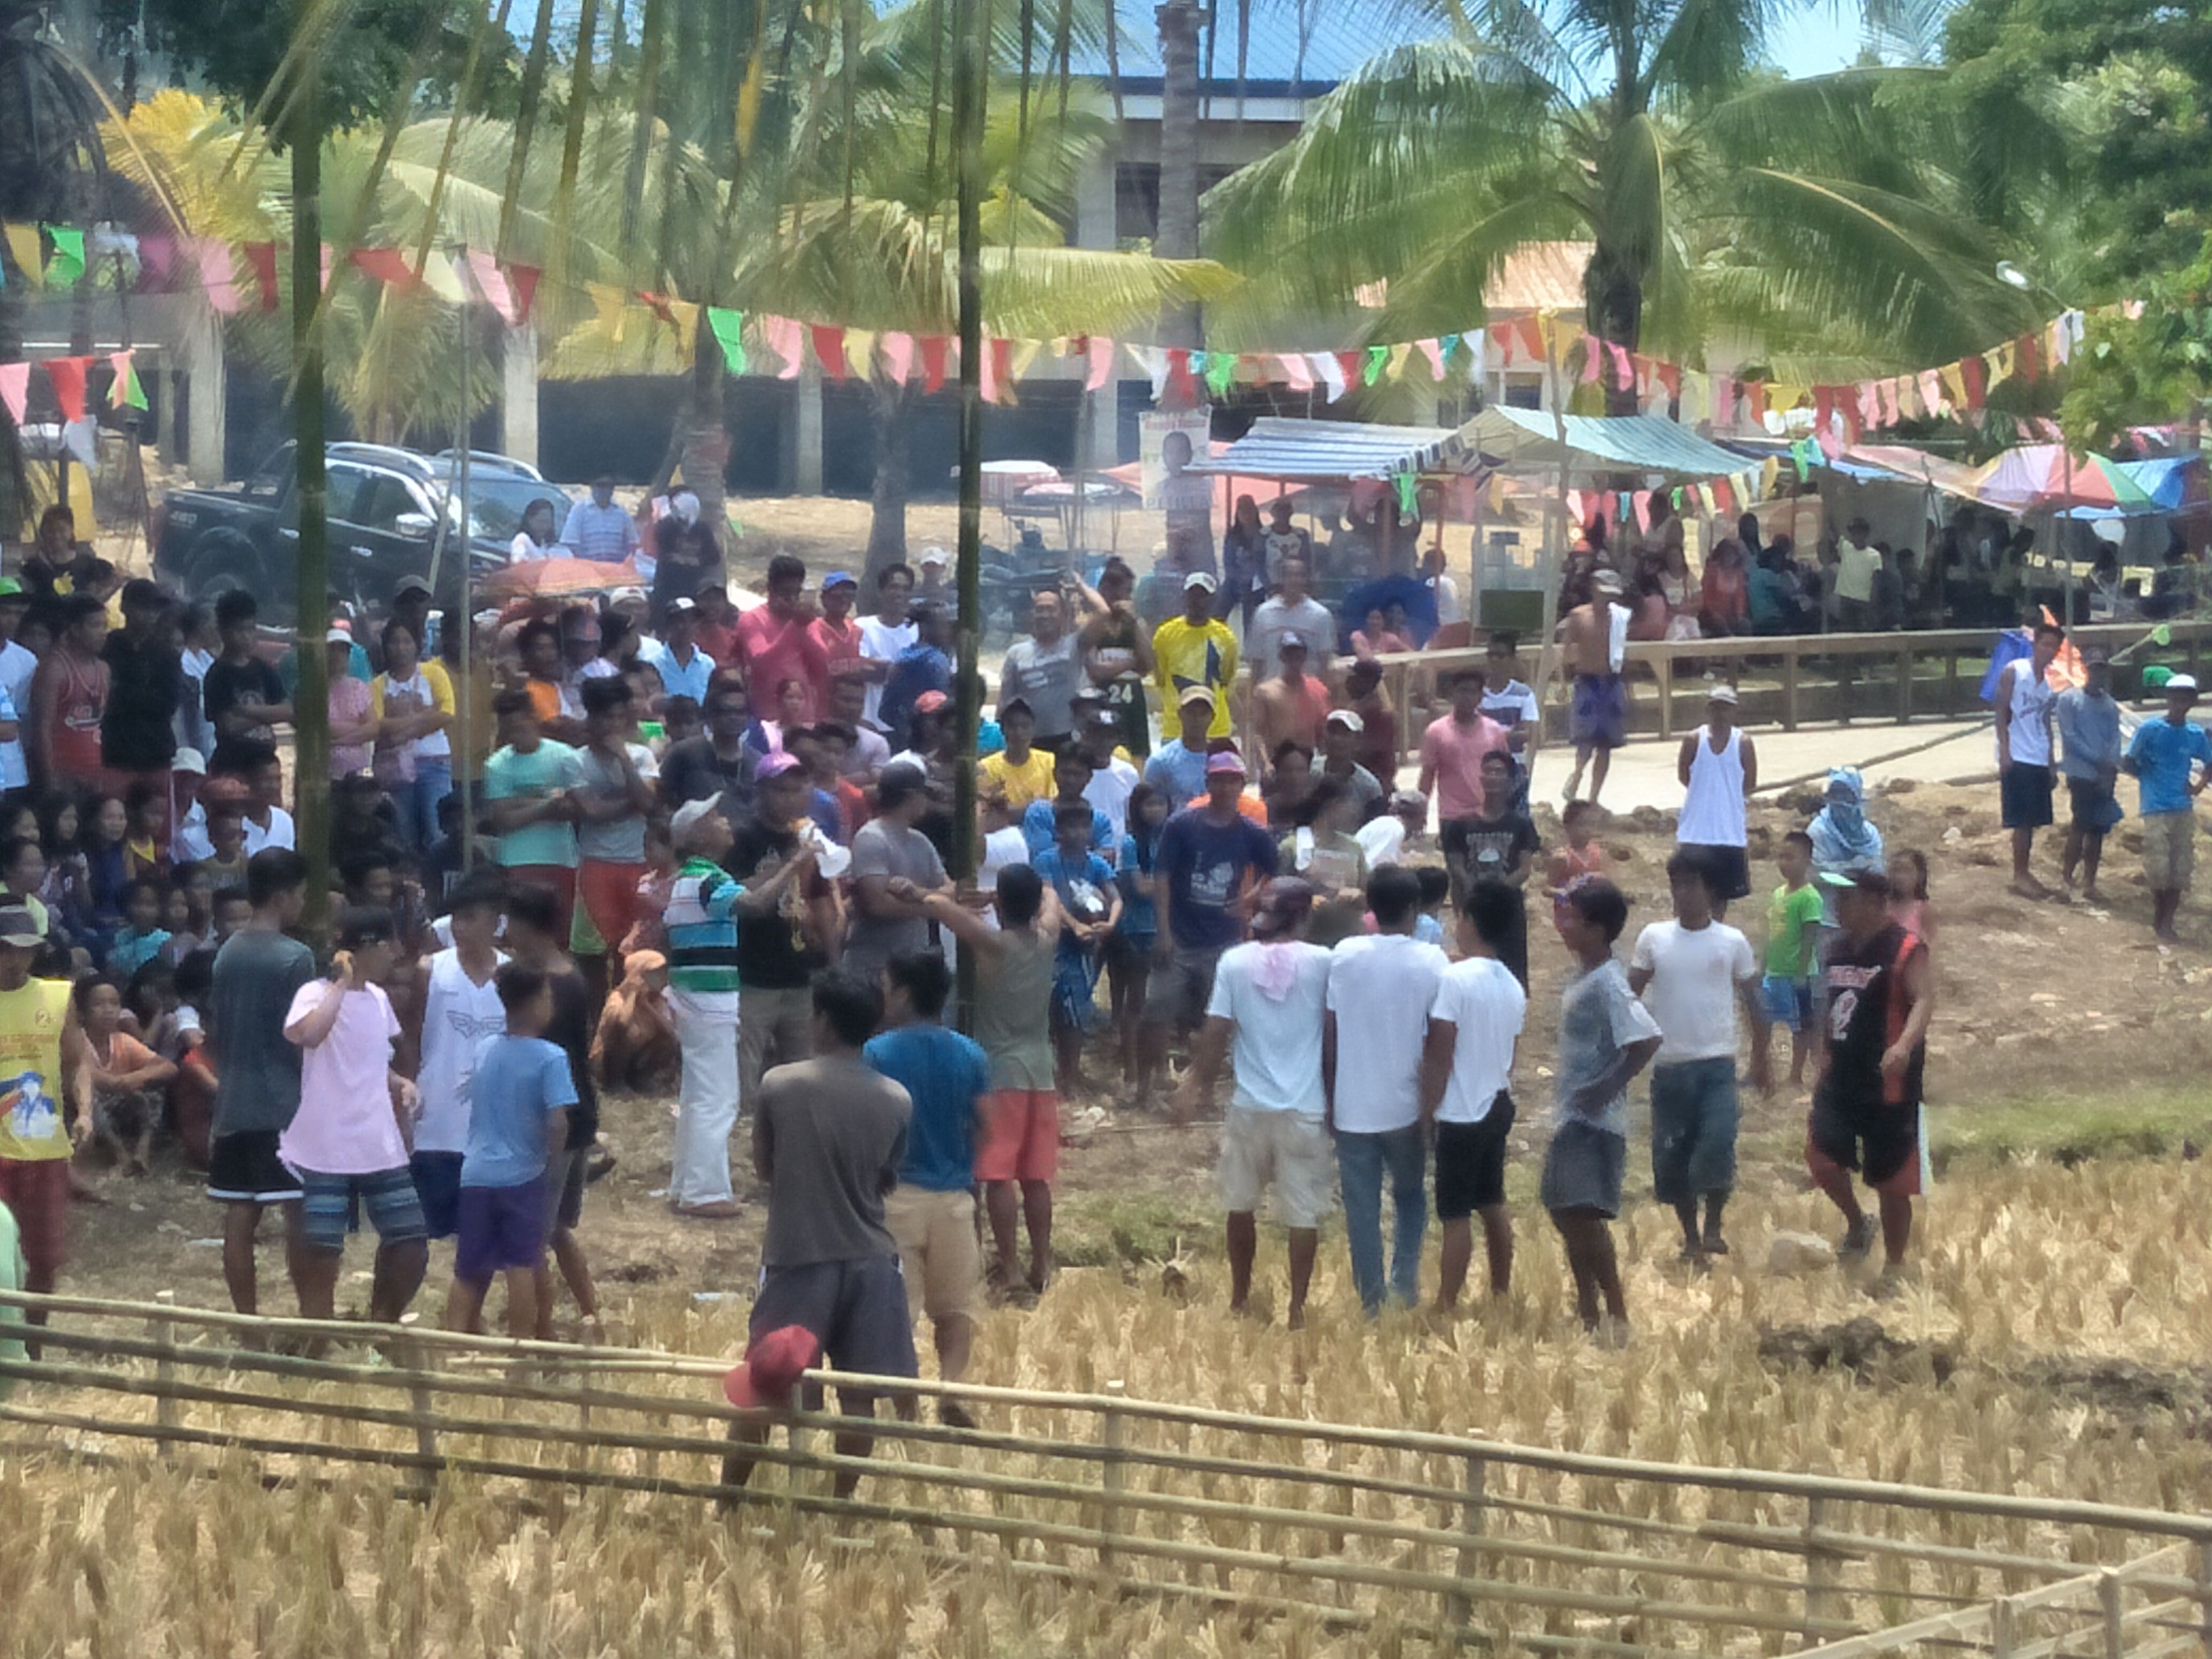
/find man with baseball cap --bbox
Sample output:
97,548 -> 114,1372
1318,708 -> 1383,817
2121,669 -> 2212,941
2057,645 -> 2123,902
663,798 -> 753,1217
1251,630 -> 1329,776
1143,685 -> 1218,806
1807,868 -> 1932,1286
1152,571 -> 1238,743
807,570 -> 867,713
1143,748 -> 1279,1095
0,900 -> 87,1333
719,971 -> 917,1499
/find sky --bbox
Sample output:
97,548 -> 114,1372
1767,10 -> 1873,78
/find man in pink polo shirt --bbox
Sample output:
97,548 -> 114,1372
736,554 -> 828,718
1419,668 -> 1512,895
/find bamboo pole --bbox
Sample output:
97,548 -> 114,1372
1100,1378 -> 1126,1576
150,1288 -> 177,1444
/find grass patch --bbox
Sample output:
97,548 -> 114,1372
1054,1189 -> 1215,1268
1930,1088 -> 2212,1170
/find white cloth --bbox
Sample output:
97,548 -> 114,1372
1428,957 -> 1527,1124
509,532 -> 559,563
1084,755 -> 1141,841
1629,919 -> 1757,1064
2003,659 -> 2056,767
857,616 -> 917,728
1206,940 -> 1332,1117
242,806 -> 296,854
171,800 -> 213,864
1355,814 -> 1407,868
1325,933 -> 1448,1133
412,948 -> 507,1154
1429,573 -> 1464,629
669,987 -> 741,1206
1835,539 -> 1881,604
1605,600 -> 1629,673
1676,725 -> 1747,848
976,825 -> 1031,933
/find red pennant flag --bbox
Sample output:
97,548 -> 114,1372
1165,349 -> 1199,405
349,247 -> 421,291
920,336 -> 949,395
990,338 -> 1015,404
2016,334 -> 2041,383
1813,386 -> 1836,432
1841,398 -> 1862,446
506,263 -> 541,323
44,355 -> 93,423
1656,362 -> 1681,400
1333,350 -> 1364,393
635,290 -> 678,326
244,241 -> 280,311
1712,477 -> 1735,517
1959,354 -> 1987,413
810,324 -> 847,381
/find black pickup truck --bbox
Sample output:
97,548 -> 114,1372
153,442 -> 574,615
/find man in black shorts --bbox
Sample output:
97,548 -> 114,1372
1419,881 -> 1529,1311
721,971 -> 916,1499
1807,870 -> 1933,1288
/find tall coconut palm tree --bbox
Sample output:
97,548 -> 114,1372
1204,3 -> 2070,403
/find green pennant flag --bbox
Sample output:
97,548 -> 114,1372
1395,471 -> 1417,515
43,224 -> 84,288
1203,353 -> 1236,397
706,306 -> 747,374
1670,487 -> 1684,513
109,351 -> 147,410
1362,345 -> 1389,387
1789,439 -> 1815,481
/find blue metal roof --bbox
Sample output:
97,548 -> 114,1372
1194,416 -> 1471,479
1066,0 -> 1444,94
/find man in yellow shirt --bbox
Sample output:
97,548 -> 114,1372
979,698 -> 1057,810
0,902 -> 88,1328
1152,572 -> 1238,742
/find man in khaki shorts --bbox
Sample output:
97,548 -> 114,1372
862,950 -> 991,1426
2122,673 -> 2212,943
1174,881 -> 1333,1328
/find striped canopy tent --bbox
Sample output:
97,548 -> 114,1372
1190,417 -> 1479,480
1974,445 -> 2158,515
1458,406 -> 1749,482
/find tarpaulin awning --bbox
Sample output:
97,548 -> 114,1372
1839,445 -> 1989,501
1192,416 -> 1472,480
2116,456 -> 2206,512
1460,405 -> 1748,481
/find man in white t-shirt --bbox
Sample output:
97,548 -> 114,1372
0,581 -> 36,790
1833,516 -> 1882,632
1174,879 -> 1332,1328
1420,880 -> 1529,1310
1326,866 -> 1447,1314
403,877 -> 506,1243
1627,849 -> 1768,1264
856,565 -> 917,732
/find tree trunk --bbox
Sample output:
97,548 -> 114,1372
1154,0 -> 1203,371
680,337 -> 729,545
865,377 -> 913,585
290,54 -> 333,946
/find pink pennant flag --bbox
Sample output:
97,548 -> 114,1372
1564,489 -> 1584,529
0,362 -> 27,426
882,331 -> 917,387
1918,369 -> 1944,414
193,238 -> 242,315
1417,338 -> 1446,380
1313,351 -> 1347,401
1711,375 -> 1733,425
139,233 -> 177,282
1580,339 -> 1602,383
1882,379 -> 1904,427
1604,341 -> 1632,389
464,249 -> 519,324
1083,335 -> 1116,392
1279,352 -> 1313,393
762,315 -> 803,380
1817,428 -> 1844,461
979,338 -> 1003,405
1632,492 -> 1652,534
1857,383 -> 1880,428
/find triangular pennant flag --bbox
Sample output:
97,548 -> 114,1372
505,263 -> 541,323
139,232 -> 177,282
244,241 -> 280,311
1008,338 -> 1042,382
62,416 -> 96,469
1438,331 -> 1462,369
883,330 -> 917,386
707,307 -> 748,375
1166,349 -> 1200,405
1463,328 -> 1486,372
420,252 -> 466,306
3,224 -> 43,288
1202,352 -> 1235,397
1841,398 -> 1862,445
1605,341 -> 1632,389
43,225 -> 85,288
1580,338 -> 1603,383
192,238 -> 241,314
0,362 -> 27,426
1656,362 -> 1681,400
1989,342 -> 2015,383
990,338 -> 1017,404
1417,338 -> 1446,380
920,334 -> 951,395
1813,386 -> 1836,432
1921,369 -> 1946,415
1331,351 -> 1362,397
349,247 -> 421,291
1279,351 -> 1313,393
810,324 -> 847,380
844,328 -> 877,381
1957,355 -> 1986,412
107,350 -> 147,411
1132,346 -> 1170,400
763,315 -> 805,380
1362,345 -> 1389,387
1083,335 -> 1115,392
587,282 -> 629,342
1632,492 -> 1653,533
979,338 -> 1003,405
1711,477 -> 1734,517
2016,333 -> 2041,383
464,250 -> 518,323
44,355 -> 92,423
1385,342 -> 1414,382
1314,353 -> 1347,401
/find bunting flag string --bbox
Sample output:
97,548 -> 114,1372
0,362 -> 26,426
107,350 -> 147,412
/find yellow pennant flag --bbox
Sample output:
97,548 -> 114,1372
2,223 -> 42,287
1758,458 -> 1780,497
420,251 -> 466,306
1939,362 -> 1967,409
843,328 -> 877,381
587,283 -> 629,342
1008,338 -> 1042,381
1987,343 -> 2013,382
1385,341 -> 1414,381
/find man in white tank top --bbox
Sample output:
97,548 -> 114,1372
1995,621 -> 2064,900
1674,687 -> 1758,916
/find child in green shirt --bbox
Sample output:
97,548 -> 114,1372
1761,831 -> 1826,1088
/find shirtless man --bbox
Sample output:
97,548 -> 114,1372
1561,569 -> 1629,805
1251,632 -> 1329,779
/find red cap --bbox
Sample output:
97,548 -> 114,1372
723,1325 -> 821,1410
914,690 -> 951,715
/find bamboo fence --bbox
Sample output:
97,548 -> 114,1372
3,1287 -> 2209,1658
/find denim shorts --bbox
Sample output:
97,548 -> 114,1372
1760,974 -> 1814,1033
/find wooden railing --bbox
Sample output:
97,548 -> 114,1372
3,1289 -> 2210,1658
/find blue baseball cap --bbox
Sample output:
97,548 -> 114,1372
824,570 -> 858,590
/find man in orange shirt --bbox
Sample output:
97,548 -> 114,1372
808,571 -> 868,713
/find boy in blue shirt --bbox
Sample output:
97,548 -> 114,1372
443,962 -> 575,1338
1033,803 -> 1121,1096
864,950 -> 992,1425
2123,673 -> 2212,942
1019,748 -> 1115,861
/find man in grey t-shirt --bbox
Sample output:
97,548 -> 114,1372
205,849 -> 317,1315
1248,556 -> 1338,681
726,973 -> 917,1496
842,764 -> 950,980
998,588 -> 1084,748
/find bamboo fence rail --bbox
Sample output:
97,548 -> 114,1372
3,1287 -> 2209,1658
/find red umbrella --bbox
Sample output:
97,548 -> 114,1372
481,556 -> 646,599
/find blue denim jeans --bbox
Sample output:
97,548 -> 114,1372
1336,1125 -> 1428,1313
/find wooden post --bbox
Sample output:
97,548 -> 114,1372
149,1289 -> 178,1445
1783,648 -> 1802,732
1449,1453 -> 1487,1629
781,1382 -> 809,1543
1101,1380 -> 1127,1577
1993,1593 -> 2017,1659
2194,1537 -> 2212,1659
1944,649 -> 1960,718
1655,651 -> 1675,740
397,1313 -> 439,1501
2100,1568 -> 2125,1659
1803,1496 -> 1839,1645
1896,648 -> 1914,723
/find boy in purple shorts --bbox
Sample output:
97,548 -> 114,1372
443,962 -> 574,1338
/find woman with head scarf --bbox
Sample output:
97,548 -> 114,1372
1807,766 -> 1885,929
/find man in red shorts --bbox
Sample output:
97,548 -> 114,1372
0,902 -> 89,1340
1807,870 -> 1933,1291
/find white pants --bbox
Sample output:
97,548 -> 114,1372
669,988 -> 741,1206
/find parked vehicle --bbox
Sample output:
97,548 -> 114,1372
153,442 -> 575,616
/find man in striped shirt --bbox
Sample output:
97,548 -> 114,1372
661,797 -> 814,1218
